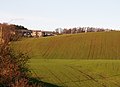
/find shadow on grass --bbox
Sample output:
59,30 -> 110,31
29,77 -> 62,87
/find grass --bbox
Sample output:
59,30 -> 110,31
11,31 -> 120,59
29,59 -> 120,87
11,31 -> 120,87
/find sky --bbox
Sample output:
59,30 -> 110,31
0,0 -> 120,31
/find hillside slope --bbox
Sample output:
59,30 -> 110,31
11,32 -> 120,59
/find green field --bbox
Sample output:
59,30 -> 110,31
12,32 -> 120,59
11,32 -> 120,87
30,59 -> 120,87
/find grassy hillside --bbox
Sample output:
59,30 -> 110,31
11,31 -> 120,59
11,31 -> 120,87
30,59 -> 120,87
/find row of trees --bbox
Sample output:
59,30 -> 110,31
55,27 -> 111,34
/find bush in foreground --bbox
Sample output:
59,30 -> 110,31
0,45 -> 42,87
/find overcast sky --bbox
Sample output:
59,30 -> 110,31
0,0 -> 120,30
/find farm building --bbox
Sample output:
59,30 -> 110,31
20,30 -> 32,37
42,31 -> 54,36
31,30 -> 43,37
20,30 -> 54,37
32,30 -> 54,37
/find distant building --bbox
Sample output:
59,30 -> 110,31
55,28 -> 63,34
105,29 -> 110,32
31,30 -> 43,37
31,30 -> 54,37
19,30 -> 32,37
42,31 -> 54,36
16,29 -> 54,38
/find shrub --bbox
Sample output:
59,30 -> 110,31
0,45 -> 30,86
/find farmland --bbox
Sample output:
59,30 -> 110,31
30,59 -> 120,87
11,31 -> 120,87
12,31 -> 120,59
